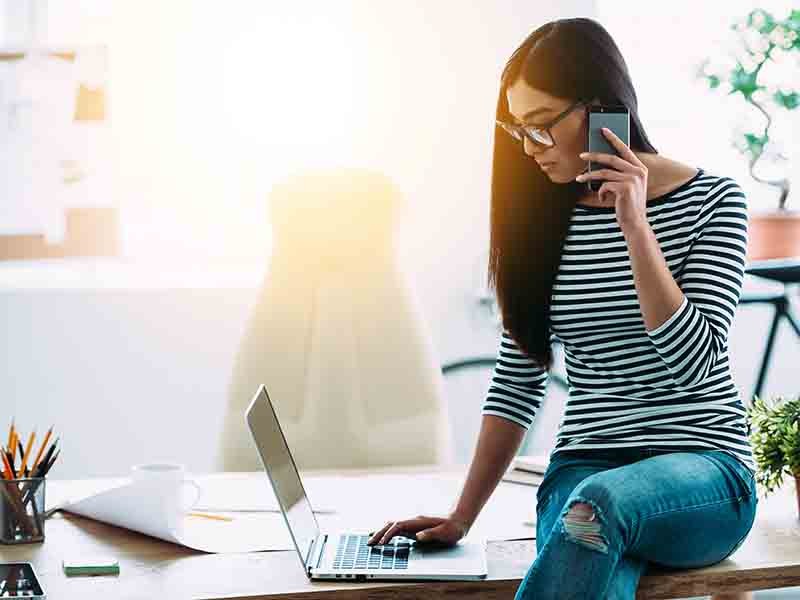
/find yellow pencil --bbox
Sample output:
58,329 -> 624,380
7,419 -> 14,450
8,429 -> 17,477
19,430 -> 35,477
31,426 -> 53,473
187,512 -> 234,522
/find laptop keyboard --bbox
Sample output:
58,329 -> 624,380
332,534 -> 410,570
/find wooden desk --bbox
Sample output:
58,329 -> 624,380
4,465 -> 800,599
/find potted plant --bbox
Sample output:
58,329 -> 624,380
746,393 -> 800,515
697,8 -> 799,261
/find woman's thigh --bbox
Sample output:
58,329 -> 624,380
564,449 -> 758,569
535,453 -> 614,548
535,450 -> 649,598
535,448 -> 652,547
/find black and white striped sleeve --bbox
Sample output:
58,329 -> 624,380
645,177 -> 748,389
481,328 -> 549,430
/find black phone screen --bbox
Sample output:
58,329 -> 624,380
0,563 -> 45,598
586,105 -> 630,192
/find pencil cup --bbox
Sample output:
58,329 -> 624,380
0,477 -> 46,544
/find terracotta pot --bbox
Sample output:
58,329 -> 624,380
746,209 -> 800,262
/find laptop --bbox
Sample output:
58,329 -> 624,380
244,384 -> 488,581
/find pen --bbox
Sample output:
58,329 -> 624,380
41,449 -> 60,477
17,440 -> 25,476
36,437 -> 58,477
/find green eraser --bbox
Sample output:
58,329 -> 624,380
62,556 -> 120,576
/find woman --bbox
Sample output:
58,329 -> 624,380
366,17 -> 757,599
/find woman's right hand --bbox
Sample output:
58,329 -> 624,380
366,514 -> 471,547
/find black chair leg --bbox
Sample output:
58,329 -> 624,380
785,304 -> 800,338
752,298 -> 786,401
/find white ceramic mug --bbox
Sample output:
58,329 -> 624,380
130,463 -> 201,513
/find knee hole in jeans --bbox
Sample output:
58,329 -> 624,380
560,497 -> 610,554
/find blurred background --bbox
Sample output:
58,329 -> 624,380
1,0 -> 798,508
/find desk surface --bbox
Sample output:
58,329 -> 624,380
4,464 -> 800,600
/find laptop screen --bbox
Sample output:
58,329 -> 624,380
245,384 -> 320,569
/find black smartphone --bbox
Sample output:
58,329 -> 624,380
0,562 -> 46,598
586,104 -> 630,192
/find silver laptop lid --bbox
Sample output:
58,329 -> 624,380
245,384 -> 320,571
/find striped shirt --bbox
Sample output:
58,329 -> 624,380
482,167 -> 756,474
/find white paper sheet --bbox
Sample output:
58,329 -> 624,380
60,479 -> 295,553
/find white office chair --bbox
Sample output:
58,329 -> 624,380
217,168 -> 454,471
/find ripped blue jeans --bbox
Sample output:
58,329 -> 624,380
515,447 -> 758,600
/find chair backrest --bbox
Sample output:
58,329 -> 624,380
217,168 -> 453,471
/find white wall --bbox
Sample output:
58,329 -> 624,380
3,2 -> 799,482
1,283 -> 252,478
2,264 -> 798,480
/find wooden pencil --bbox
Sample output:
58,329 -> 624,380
30,426 -> 53,473
6,419 -> 14,451
187,512 -> 235,522
8,430 -> 17,476
18,430 -> 35,477
1,451 -> 13,480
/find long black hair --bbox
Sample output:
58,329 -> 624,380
488,17 -> 658,371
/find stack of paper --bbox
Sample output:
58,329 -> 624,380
501,453 -> 551,486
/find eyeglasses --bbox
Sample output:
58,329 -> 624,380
496,99 -> 586,149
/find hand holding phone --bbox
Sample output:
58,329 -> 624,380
586,105 -> 630,192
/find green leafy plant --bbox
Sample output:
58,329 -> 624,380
747,393 -> 800,495
697,8 -> 798,210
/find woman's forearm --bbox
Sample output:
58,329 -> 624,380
622,221 -> 685,332
447,414 -> 528,532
